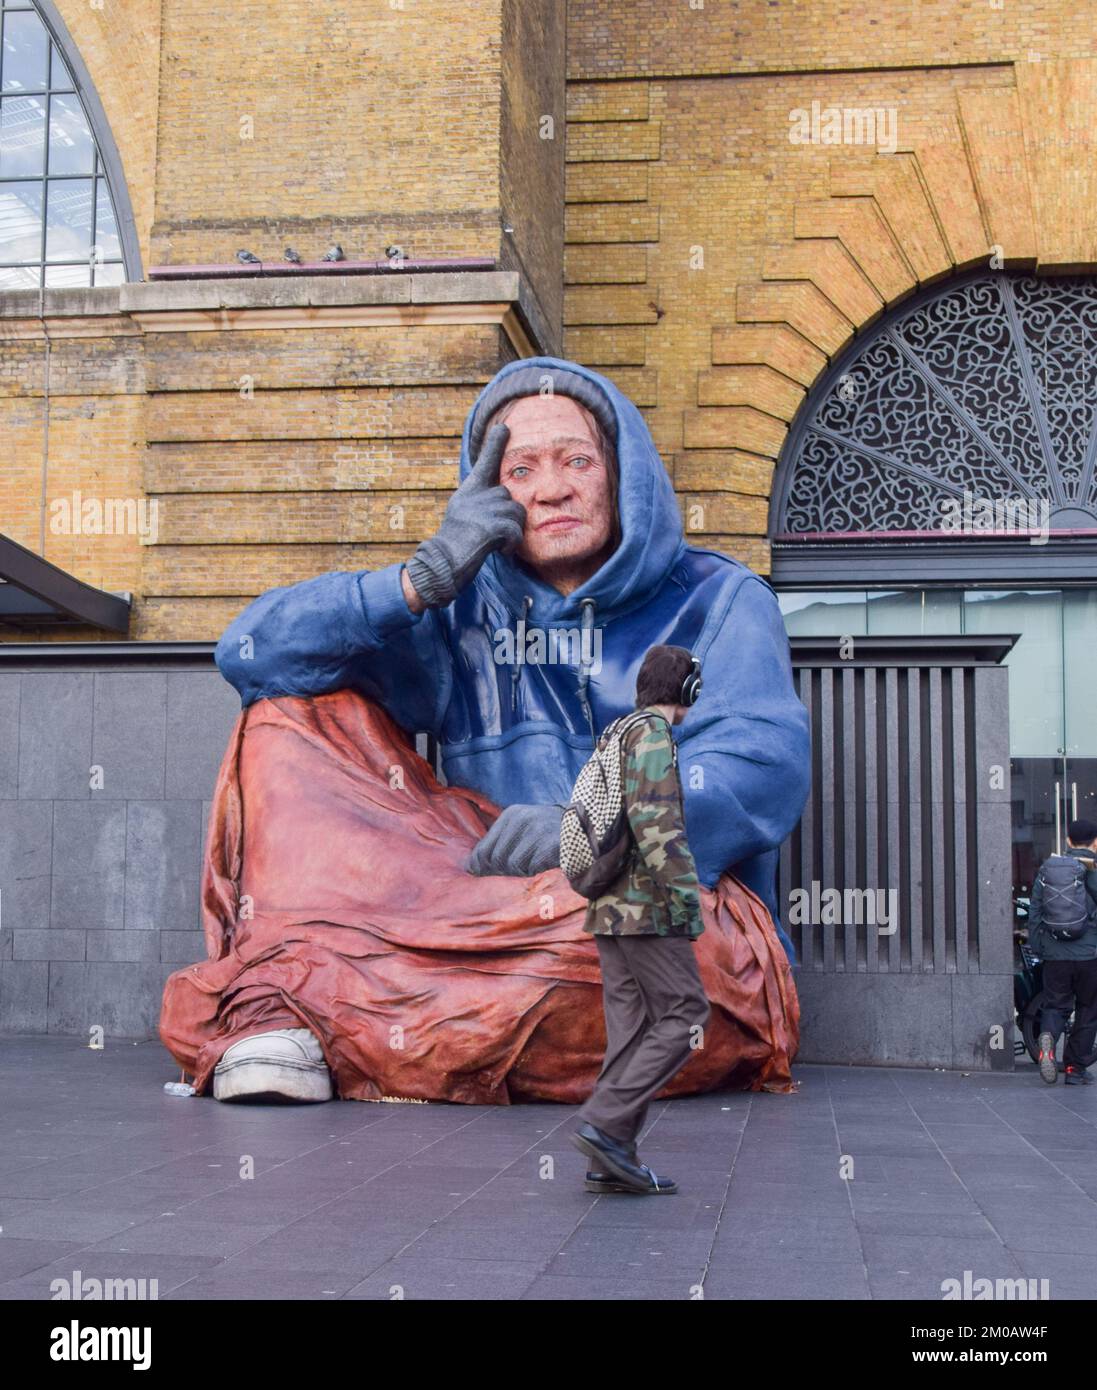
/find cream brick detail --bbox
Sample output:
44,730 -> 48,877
763,241 -> 884,330
711,325 -> 827,389
565,245 -> 649,285
736,283 -> 853,358
682,406 -> 787,458
958,87 -> 1039,265
673,451 -> 775,497
696,367 -> 804,422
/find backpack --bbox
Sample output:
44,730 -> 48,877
560,710 -> 669,899
1035,854 -> 1097,941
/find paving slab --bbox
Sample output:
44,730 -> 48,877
0,1035 -> 1094,1300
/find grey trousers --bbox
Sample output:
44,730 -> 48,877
577,932 -> 710,1147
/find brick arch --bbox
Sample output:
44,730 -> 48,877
693,59 -> 1097,572
564,57 -> 1097,576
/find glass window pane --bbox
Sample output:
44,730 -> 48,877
865,588 -> 964,634
48,93 -> 93,175
2,10 -> 48,92
0,177 -> 41,260
0,92 -> 45,174
1064,589 -> 1097,757
778,590 -> 867,636
44,259 -> 89,287
0,21 -> 129,283
0,260 -> 37,287
963,590 -> 1063,756
93,177 -> 117,258
49,42 -> 73,92
44,176 -> 92,260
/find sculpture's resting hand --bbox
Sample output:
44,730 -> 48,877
404,423 -> 526,609
467,802 -> 566,877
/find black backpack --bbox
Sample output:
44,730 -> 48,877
1036,854 -> 1097,941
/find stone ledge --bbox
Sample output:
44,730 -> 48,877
0,271 -> 525,320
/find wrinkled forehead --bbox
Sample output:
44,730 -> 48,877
486,393 -> 604,450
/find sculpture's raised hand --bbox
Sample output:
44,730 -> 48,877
404,423 -> 527,609
467,802 -> 566,877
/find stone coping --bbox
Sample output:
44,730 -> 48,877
0,269 -> 545,354
0,270 -> 522,317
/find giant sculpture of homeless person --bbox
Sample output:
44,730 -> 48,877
159,357 -> 811,1105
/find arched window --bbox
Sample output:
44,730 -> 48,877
770,271 -> 1097,586
0,0 -> 137,288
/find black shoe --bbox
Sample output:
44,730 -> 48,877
584,1167 -> 678,1195
571,1122 -> 675,1195
1037,1032 -> 1058,1084
1064,1066 -> 1093,1086
585,1133 -> 637,1191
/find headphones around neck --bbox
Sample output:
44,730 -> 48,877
680,655 -> 703,706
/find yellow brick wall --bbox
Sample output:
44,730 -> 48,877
0,304 -> 524,643
53,0 -> 160,274
500,0 -> 567,340
563,5 -> 1097,573
566,0 -> 1097,77
152,0 -> 498,265
3,0 -> 563,643
6,2 -> 1097,645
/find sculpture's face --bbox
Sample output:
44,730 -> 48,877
494,394 -> 615,579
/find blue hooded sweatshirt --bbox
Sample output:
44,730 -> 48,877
215,356 -> 811,958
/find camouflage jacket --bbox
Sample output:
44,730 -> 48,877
584,708 -> 704,938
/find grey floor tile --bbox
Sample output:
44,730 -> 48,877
84,1217 -> 284,1259
704,1257 -> 871,1300
1014,1254 -> 1095,1300
861,1233 -> 1017,1271
3,1042 -> 1094,1301
520,1273 -> 699,1300
344,1255 -> 545,1300
0,1235 -> 81,1280
0,1251 -> 221,1300
166,1266 -> 366,1301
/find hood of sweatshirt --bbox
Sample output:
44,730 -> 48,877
459,355 -> 687,629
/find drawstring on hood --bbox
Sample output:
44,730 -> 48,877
507,591 -> 599,741
510,594 -> 534,713
576,598 -> 597,740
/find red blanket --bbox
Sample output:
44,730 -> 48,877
160,690 -> 800,1101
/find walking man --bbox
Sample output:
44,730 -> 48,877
1032,818 -> 1097,1086
572,644 -> 710,1195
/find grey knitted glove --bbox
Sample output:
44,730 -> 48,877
404,423 -> 527,608
467,803 -> 566,877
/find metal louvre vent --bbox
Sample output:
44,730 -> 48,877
779,653 -> 1011,976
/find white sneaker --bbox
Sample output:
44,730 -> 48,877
212,1027 -> 333,1103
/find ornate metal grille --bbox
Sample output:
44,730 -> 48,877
775,273 -> 1097,535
